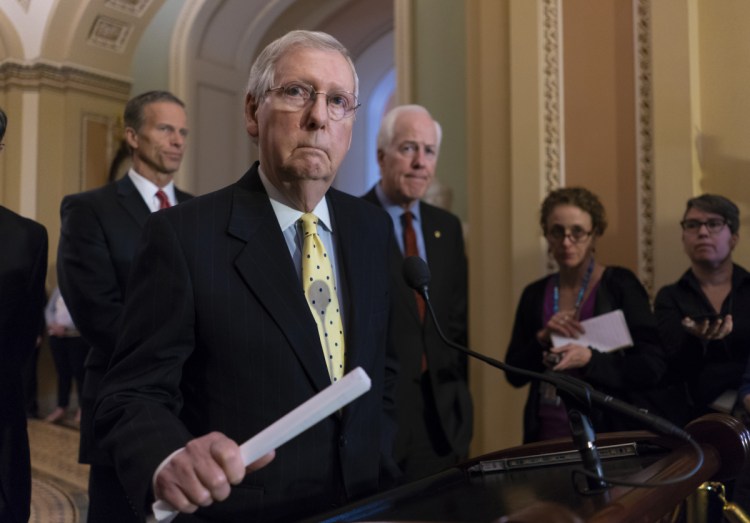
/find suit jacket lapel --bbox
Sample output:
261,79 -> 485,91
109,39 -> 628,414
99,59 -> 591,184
116,176 -> 150,228
363,187 -> 421,324
228,168 -> 332,393
175,187 -> 193,203
328,191 -> 377,373
421,202 -> 448,299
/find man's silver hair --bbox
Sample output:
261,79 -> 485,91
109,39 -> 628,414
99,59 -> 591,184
246,30 -> 359,103
376,105 -> 442,152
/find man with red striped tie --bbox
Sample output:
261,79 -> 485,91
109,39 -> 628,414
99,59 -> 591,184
57,91 -> 193,522
362,105 -> 472,481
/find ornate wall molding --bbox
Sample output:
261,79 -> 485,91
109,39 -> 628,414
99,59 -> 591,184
541,0 -> 564,194
539,0 -> 655,290
0,61 -> 130,100
541,0 -> 564,272
634,0 -> 655,296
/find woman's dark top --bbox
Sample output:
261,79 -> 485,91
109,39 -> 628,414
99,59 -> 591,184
655,263 -> 750,418
506,266 -> 669,443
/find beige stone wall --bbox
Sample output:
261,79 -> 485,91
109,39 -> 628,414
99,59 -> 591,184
692,0 -> 750,269
459,0 -> 750,457
0,64 -> 129,288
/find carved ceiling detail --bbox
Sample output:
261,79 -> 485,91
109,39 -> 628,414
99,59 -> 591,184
87,15 -> 133,53
105,0 -> 153,18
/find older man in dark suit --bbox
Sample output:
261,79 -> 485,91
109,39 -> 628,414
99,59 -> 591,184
0,107 -> 48,523
363,104 -> 472,481
57,90 -> 192,521
94,30 -> 397,522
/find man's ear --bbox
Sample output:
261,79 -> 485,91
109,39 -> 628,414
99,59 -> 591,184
124,127 -> 138,150
245,93 -> 260,138
376,148 -> 385,168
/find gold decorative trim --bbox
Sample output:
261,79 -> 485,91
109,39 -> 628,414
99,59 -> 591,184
541,0 -> 563,194
542,0 -> 564,272
634,0 -> 655,296
88,15 -> 133,53
0,61 -> 131,100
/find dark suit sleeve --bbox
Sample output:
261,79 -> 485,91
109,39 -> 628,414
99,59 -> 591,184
94,212 -> 196,513
443,215 -> 468,376
57,195 -> 123,357
0,216 -> 48,356
28,225 -> 47,354
380,306 -> 401,485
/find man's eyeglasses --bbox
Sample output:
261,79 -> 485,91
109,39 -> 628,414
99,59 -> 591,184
266,82 -> 360,121
680,218 -> 729,235
545,225 -> 593,243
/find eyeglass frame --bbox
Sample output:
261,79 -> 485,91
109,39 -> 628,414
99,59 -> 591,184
545,225 -> 594,244
265,81 -> 361,121
680,218 -> 730,235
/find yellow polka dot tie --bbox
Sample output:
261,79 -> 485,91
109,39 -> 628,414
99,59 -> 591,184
300,213 -> 345,382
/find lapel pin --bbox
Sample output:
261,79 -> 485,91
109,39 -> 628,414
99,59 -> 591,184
434,230 -> 441,239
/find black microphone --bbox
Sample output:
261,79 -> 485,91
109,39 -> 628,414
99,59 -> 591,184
402,255 -> 431,300
402,256 -> 698,467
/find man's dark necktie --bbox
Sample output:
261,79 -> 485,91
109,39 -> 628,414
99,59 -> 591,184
402,211 -> 427,371
155,190 -> 171,209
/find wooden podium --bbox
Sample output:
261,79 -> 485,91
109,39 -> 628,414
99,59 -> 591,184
306,414 -> 749,522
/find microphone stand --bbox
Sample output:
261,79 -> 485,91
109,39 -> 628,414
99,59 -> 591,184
560,397 -> 607,493
409,267 -> 699,491
419,284 -> 608,492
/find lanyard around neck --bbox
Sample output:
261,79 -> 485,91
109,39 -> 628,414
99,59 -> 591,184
553,257 -> 595,315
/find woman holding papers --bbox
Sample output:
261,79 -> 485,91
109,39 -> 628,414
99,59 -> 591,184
655,194 -> 750,421
505,187 -> 668,442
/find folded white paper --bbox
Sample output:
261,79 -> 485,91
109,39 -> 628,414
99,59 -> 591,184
153,367 -> 372,522
551,309 -> 633,353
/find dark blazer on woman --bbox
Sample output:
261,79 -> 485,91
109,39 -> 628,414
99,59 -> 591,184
0,206 -> 47,523
505,266 -> 669,442
95,164 -> 398,521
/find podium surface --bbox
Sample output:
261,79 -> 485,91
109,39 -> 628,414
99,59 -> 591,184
306,414 -> 749,523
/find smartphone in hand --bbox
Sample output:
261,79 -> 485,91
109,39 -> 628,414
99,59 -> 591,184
690,313 -> 722,323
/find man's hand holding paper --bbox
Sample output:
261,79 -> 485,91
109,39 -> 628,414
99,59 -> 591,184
154,433 -> 275,515
152,366 -> 372,522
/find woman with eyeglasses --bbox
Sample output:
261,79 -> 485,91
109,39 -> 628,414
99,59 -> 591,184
655,194 -> 750,421
505,187 -> 668,442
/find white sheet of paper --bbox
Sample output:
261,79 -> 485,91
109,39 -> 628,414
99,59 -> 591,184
152,367 -> 372,522
709,389 -> 738,414
551,309 -> 633,353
